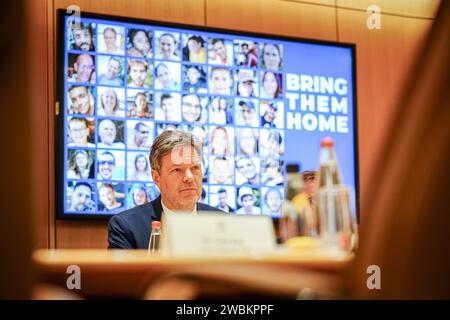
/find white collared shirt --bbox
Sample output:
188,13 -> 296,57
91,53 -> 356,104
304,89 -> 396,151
161,200 -> 197,215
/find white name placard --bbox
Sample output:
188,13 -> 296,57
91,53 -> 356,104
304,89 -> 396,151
160,212 -> 277,257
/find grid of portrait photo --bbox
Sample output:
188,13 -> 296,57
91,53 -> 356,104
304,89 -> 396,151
64,17 -> 286,217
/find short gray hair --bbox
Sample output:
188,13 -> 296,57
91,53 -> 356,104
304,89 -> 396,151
150,130 -> 202,172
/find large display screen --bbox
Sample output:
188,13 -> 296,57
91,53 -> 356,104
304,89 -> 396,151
57,10 -> 358,219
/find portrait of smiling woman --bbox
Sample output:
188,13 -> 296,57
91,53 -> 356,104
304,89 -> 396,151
260,71 -> 282,99
261,43 -> 282,70
129,184 -> 150,207
67,149 -> 94,179
127,29 -> 152,58
237,127 -> 259,156
154,62 -> 180,91
155,31 -> 180,60
128,153 -> 151,181
183,35 -> 207,63
97,88 -> 125,117
128,91 -> 153,119
209,126 -> 233,155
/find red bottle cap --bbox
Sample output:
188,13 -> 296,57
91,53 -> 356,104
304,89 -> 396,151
320,137 -> 334,148
151,221 -> 161,228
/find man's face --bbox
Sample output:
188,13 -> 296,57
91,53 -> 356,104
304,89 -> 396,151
241,44 -> 249,54
69,87 -> 91,114
159,35 -> 176,58
151,145 -> 202,211
242,194 -> 255,209
74,54 -> 94,82
182,95 -> 201,122
304,178 -> 315,197
210,69 -> 231,95
106,59 -> 121,79
99,120 -> 117,145
98,154 -> 115,180
135,125 -> 151,147
237,159 -> 257,180
266,190 -> 282,213
71,185 -> 91,211
99,187 -> 115,208
103,29 -> 116,49
161,97 -> 177,121
73,28 -> 92,51
218,191 -> 227,207
129,64 -> 147,86
69,120 -> 89,144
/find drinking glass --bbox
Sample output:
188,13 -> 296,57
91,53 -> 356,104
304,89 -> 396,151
316,185 -> 358,251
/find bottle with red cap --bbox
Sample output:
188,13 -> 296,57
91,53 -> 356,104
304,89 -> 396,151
317,137 -> 343,188
148,221 -> 161,254
315,137 -> 357,251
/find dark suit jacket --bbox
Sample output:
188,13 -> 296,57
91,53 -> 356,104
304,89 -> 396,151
108,196 -> 223,249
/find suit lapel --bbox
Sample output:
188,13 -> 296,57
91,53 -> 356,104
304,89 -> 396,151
151,195 -> 164,220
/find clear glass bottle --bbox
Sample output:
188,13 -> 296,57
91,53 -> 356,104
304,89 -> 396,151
148,221 -> 161,254
315,137 -> 357,251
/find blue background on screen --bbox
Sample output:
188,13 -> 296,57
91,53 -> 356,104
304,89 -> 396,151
62,14 -> 356,217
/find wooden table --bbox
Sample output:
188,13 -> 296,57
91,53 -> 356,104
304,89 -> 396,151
33,248 -> 353,299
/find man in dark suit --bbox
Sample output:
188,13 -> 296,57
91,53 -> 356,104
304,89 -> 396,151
108,130 -> 223,249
